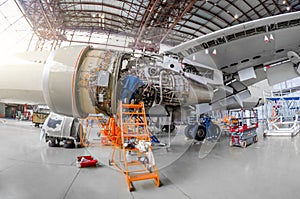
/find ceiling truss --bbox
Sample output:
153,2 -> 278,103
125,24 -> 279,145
14,0 -> 300,52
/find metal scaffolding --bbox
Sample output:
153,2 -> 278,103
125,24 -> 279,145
12,0 -> 300,52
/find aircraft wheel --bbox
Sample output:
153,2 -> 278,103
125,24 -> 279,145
184,125 -> 194,139
209,123 -> 221,139
193,125 -> 206,141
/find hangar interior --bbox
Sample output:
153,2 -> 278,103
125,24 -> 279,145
0,0 -> 300,199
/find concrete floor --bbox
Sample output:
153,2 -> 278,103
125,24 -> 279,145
1,119 -> 300,199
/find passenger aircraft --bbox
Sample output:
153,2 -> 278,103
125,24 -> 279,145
0,11 -> 299,143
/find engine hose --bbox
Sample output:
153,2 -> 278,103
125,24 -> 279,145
159,70 -> 167,105
169,74 -> 175,102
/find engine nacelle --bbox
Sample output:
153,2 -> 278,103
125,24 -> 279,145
42,46 -> 214,118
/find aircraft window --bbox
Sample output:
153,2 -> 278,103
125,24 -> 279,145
275,49 -> 284,53
241,59 -> 249,63
253,55 -> 261,60
230,63 -> 238,67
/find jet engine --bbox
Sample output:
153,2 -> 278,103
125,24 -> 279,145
42,46 -> 216,118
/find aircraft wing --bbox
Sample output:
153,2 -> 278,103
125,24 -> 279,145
166,11 -> 300,108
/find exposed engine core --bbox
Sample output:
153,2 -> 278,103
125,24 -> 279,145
43,46 -> 214,118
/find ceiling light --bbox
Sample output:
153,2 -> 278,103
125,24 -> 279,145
212,49 -> 217,55
234,14 -> 239,19
282,0 -> 287,4
264,35 -> 269,43
286,6 -> 291,11
101,14 -> 105,19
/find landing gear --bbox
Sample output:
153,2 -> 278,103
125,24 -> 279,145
192,125 -> 206,141
184,124 -> 208,141
184,125 -> 195,139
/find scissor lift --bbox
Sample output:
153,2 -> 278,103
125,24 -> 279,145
229,109 -> 258,148
102,101 -> 160,191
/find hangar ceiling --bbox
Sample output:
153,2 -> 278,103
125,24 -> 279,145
15,0 -> 300,52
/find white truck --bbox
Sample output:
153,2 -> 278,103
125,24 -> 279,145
40,112 -> 82,148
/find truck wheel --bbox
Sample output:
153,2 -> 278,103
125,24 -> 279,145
48,140 -> 58,147
76,143 -> 82,148
63,140 -> 75,148
241,141 -> 247,148
254,136 -> 258,143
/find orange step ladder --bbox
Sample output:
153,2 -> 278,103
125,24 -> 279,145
103,101 -> 160,191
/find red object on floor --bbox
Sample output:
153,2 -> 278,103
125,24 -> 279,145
77,155 -> 93,161
77,155 -> 98,168
80,159 -> 98,168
